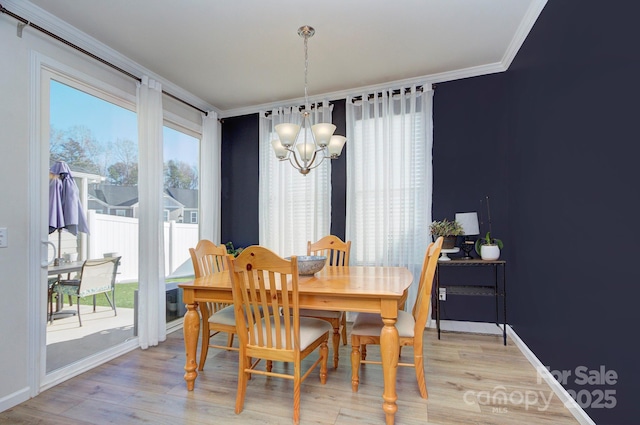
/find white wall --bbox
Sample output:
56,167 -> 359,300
0,11 -> 32,410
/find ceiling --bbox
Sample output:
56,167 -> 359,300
14,0 -> 545,116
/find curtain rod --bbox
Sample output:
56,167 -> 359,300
1,3 -> 208,116
349,85 -> 432,103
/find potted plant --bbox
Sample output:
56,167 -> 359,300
429,218 -> 464,249
474,196 -> 503,260
474,231 -> 503,260
225,241 -> 244,257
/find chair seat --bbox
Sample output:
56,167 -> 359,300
299,308 -> 342,319
209,305 -> 272,327
352,311 -> 415,338
208,305 -> 236,326
255,316 -> 333,350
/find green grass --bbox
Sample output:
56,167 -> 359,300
77,278 -> 193,309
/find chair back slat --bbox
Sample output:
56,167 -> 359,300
413,237 -> 443,334
190,240 -> 230,314
229,246 -> 299,351
189,240 -> 228,278
307,235 -> 351,267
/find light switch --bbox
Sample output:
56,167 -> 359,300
0,227 -> 7,248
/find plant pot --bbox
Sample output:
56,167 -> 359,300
442,235 -> 457,249
480,244 -> 500,261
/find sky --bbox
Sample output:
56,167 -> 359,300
50,80 -> 199,167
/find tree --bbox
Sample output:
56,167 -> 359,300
105,139 -> 138,185
49,125 -> 102,173
108,162 -> 138,185
164,160 -> 198,189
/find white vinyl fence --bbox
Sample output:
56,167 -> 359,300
81,210 -> 198,282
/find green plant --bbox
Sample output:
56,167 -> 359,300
475,195 -> 504,255
225,241 -> 244,257
474,231 -> 504,254
429,219 -> 464,237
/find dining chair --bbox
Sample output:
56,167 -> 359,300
299,235 -> 351,368
350,236 -> 443,398
227,245 -> 331,425
52,256 -> 121,327
189,239 -> 236,371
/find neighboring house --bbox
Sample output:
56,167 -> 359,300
88,183 -> 198,223
89,184 -> 139,218
166,187 -> 198,224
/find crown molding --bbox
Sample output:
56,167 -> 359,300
218,61 -> 507,119
502,0 -> 548,68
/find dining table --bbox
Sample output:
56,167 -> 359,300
179,265 -> 413,425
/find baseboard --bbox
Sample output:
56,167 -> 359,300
506,326 -> 596,425
0,387 -> 30,413
427,319 -> 503,335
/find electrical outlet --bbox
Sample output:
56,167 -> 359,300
0,227 -> 7,248
438,287 -> 446,301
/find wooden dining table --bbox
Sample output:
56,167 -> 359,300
179,265 -> 413,425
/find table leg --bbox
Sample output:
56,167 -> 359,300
380,303 -> 399,425
183,302 -> 200,390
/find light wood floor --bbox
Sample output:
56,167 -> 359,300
1,326 -> 582,424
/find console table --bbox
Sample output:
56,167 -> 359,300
433,259 -> 507,345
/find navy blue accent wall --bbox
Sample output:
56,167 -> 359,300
330,99 -> 347,240
436,2 -> 639,422
220,114 -> 259,248
432,74 -> 511,322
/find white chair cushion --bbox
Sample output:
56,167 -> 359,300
352,311 -> 415,338
299,308 -> 342,319
208,305 -> 236,326
208,305 -> 273,327
253,316 -> 333,350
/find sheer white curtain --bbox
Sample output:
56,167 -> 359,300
346,84 -> 433,312
259,103 -> 332,257
199,111 -> 221,243
137,76 -> 166,348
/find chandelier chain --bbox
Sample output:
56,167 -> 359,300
303,31 -> 309,109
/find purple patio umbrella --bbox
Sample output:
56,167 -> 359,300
49,161 -> 89,264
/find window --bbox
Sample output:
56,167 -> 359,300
162,124 -> 199,281
46,72 -> 139,374
258,105 -> 332,256
345,86 -> 433,310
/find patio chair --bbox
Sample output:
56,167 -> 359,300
228,246 -> 331,425
188,240 -> 235,371
52,256 -> 121,327
299,235 -> 351,368
350,236 -> 443,399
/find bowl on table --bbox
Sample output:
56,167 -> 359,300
287,255 -> 326,275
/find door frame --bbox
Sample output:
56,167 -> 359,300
28,52 -> 139,395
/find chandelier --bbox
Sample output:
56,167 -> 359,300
271,26 -> 347,175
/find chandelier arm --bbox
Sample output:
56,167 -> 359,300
289,150 -> 306,171
304,154 -> 326,171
